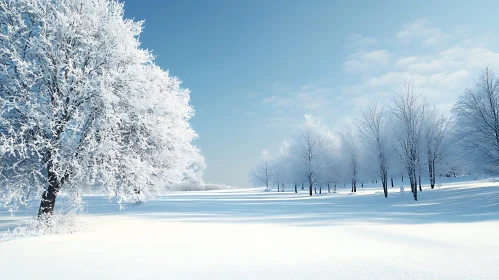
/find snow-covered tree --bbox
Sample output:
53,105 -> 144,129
453,67 -> 499,173
274,141 -> 294,192
0,0 -> 204,216
338,123 -> 359,193
319,133 -> 341,194
424,106 -> 447,189
391,77 -> 426,201
356,102 -> 391,197
296,115 -> 330,196
250,150 -> 273,189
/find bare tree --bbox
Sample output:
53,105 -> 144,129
453,66 -> 499,172
392,78 -> 426,201
297,115 -> 328,196
250,150 -> 273,189
356,102 -> 390,197
425,106 -> 448,189
339,124 -> 359,193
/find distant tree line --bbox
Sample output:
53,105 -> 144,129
250,67 -> 499,201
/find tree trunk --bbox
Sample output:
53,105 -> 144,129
302,183 -> 304,190
319,186 -> 322,194
294,183 -> 297,193
282,183 -> 285,192
314,186 -> 317,194
418,175 -> 422,192
361,182 -> 364,188
391,177 -> 394,188
429,161 -> 436,189
328,183 -> 330,193
382,175 -> 388,198
432,162 -> 436,189
402,175 -> 404,182
412,173 -> 418,201
38,164 -> 60,218
309,183 -> 313,196
410,173 -> 414,193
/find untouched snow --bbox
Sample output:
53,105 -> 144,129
1,177 -> 499,279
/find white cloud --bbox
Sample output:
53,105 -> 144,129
342,18 -> 499,114
257,83 -> 343,126
344,50 -> 392,73
262,84 -> 333,111
256,19 -> 499,128
396,18 -> 451,47
344,34 -> 378,50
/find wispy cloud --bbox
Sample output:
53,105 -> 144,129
343,18 -> 499,113
344,50 -> 392,73
257,83 -> 341,126
396,18 -> 451,47
344,34 -> 378,51
252,19 -> 499,129
262,84 -> 333,111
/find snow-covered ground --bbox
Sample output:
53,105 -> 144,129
1,176 -> 499,279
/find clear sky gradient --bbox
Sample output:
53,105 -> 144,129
122,0 -> 499,187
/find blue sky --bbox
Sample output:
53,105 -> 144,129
122,0 -> 499,187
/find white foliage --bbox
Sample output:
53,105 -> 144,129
0,0 -> 204,212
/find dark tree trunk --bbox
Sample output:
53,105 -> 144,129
391,177 -> 394,188
361,182 -> 364,188
38,164 -> 60,218
334,184 -> 336,193
302,183 -> 304,190
429,161 -> 436,189
309,183 -> 313,196
412,173 -> 418,201
381,175 -> 387,198
319,186 -> 322,194
432,162 -> 436,189
314,186 -> 317,194
418,175 -> 422,192
294,183 -> 297,193
328,183 -> 330,193
402,175 -> 404,182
